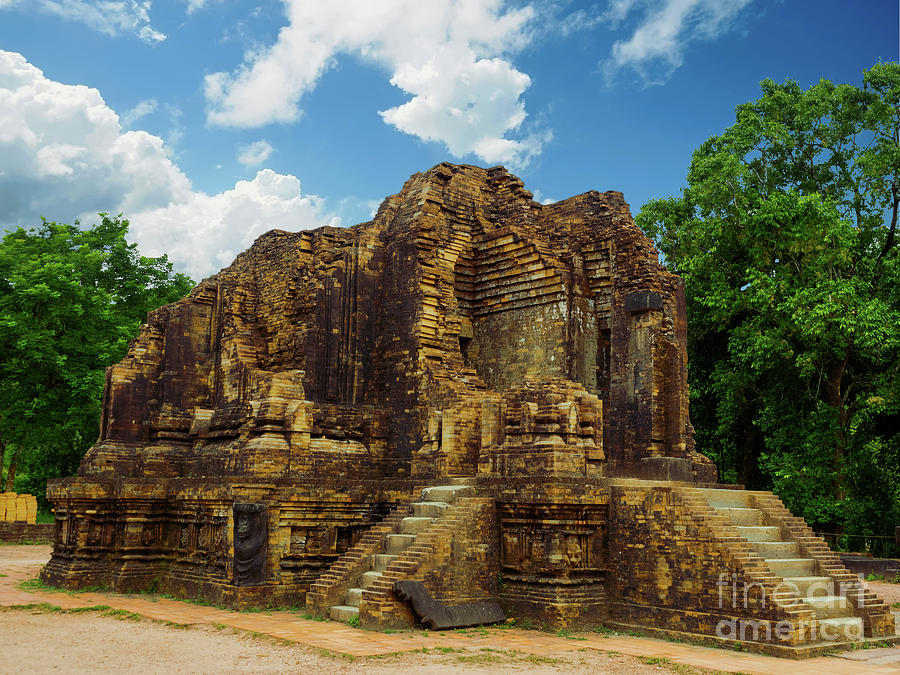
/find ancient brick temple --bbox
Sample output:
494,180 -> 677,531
42,164 -> 896,655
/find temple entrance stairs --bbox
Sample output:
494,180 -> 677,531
306,482 -> 478,625
694,487 -> 894,642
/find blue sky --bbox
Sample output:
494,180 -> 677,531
0,0 -> 895,279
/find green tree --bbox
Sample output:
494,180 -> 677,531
637,63 -> 900,555
0,215 -> 193,505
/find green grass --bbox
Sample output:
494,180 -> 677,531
0,602 -> 63,613
452,626 -> 489,637
0,538 -> 48,546
19,577 -> 110,595
556,628 -> 586,640
849,640 -> 892,651
300,612 -> 328,622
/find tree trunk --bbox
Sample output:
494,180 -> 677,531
4,446 -> 18,492
739,424 -> 761,489
823,355 -> 849,503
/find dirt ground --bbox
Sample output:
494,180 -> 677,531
868,580 -> 900,607
0,608 -> 707,675
2,544 -> 897,674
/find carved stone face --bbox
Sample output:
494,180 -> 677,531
236,511 -> 250,541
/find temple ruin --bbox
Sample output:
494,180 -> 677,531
42,163 -> 896,655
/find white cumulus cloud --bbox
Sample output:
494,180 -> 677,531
0,0 -> 167,43
121,98 -> 158,128
204,0 -> 546,169
237,139 -> 273,167
602,0 -> 752,84
0,50 -> 190,224
130,170 -> 338,280
0,50 -> 336,280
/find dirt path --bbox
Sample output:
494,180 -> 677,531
0,608 -> 690,675
2,545 -> 899,674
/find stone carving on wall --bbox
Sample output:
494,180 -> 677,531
233,503 -> 267,586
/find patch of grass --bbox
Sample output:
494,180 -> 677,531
158,592 -> 228,611
592,625 -> 617,635
866,573 -> 886,582
1,602 -> 63,613
139,577 -> 160,594
891,602 -> 900,608
315,647 -> 356,661
555,628 -> 586,640
0,573 -> 7,577
163,620 -> 190,629
20,577 -> 109,595
453,626 -> 490,637
850,640 -> 892,651
300,612 -> 328,622
0,537 -> 48,545
445,647 -> 565,667
66,605 -> 111,613
406,646 -> 463,655
100,608 -> 142,621
454,652 -> 505,665
347,614 -> 360,628
36,511 -> 55,524
520,653 -> 565,665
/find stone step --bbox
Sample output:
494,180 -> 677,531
805,594 -> 851,619
736,525 -> 782,542
330,605 -> 359,622
373,554 -> 396,572
344,587 -> 363,607
420,485 -> 474,503
751,541 -> 801,559
818,616 -> 864,642
446,477 -> 474,485
697,488 -> 752,509
412,501 -> 449,518
767,558 -> 817,578
400,516 -> 435,535
360,571 -> 383,588
777,576 -> 833,596
386,533 -> 416,554
716,507 -> 763,526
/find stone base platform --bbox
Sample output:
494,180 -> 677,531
0,522 -> 53,543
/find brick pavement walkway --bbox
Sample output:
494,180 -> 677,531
2,545 -> 898,674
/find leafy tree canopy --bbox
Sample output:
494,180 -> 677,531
637,62 -> 900,555
0,215 -> 193,505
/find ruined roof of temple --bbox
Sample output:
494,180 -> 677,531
82,163 -> 694,479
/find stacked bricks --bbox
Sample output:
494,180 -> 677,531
0,492 -> 37,523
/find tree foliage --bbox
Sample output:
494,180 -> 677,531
0,215 -> 193,505
637,63 -> 900,555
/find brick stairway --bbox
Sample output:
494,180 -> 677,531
695,488 -> 895,642
308,482 -> 478,625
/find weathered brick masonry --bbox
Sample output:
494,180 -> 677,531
43,164 -> 895,654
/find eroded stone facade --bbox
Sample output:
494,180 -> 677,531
43,164 -> 895,653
